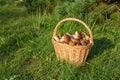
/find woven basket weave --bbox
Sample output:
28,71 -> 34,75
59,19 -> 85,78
52,18 -> 94,65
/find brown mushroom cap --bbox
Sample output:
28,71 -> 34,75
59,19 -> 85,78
80,39 -> 89,46
69,41 -> 75,46
75,31 -> 82,40
71,38 -> 80,45
80,32 -> 85,39
71,38 -> 79,43
63,34 -> 71,44
80,32 -> 90,40
66,33 -> 74,39
75,32 -> 81,39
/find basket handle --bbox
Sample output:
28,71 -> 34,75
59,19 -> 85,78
53,18 -> 93,45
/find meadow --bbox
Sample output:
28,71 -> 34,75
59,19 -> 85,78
0,2 -> 120,80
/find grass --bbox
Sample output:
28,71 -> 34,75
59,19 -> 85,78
0,4 -> 120,80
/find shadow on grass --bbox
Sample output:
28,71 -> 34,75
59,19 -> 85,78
0,37 -> 21,62
73,38 -> 115,78
87,37 -> 115,61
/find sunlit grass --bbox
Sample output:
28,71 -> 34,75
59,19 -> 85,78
0,5 -> 120,80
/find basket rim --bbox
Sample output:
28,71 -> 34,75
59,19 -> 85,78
52,37 -> 93,49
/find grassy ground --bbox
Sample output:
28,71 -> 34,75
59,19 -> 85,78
0,4 -> 120,80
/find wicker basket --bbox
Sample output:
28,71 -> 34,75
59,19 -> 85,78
52,18 -> 94,65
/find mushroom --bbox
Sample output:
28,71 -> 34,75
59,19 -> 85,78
80,32 -> 90,40
80,39 -> 89,46
74,31 -> 82,40
60,34 -> 71,44
63,34 -> 71,44
60,36 -> 64,43
66,33 -> 74,39
69,40 -> 75,46
53,35 -> 60,42
71,38 -> 80,45
58,33 -> 62,39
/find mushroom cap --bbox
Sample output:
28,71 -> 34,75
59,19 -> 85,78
64,34 -> 71,43
69,41 -> 75,46
80,39 -> 89,46
53,35 -> 60,42
60,36 -> 64,43
66,33 -> 74,39
58,33 -> 62,39
71,38 -> 80,45
71,38 -> 79,43
80,32 -> 89,40
75,31 -> 83,40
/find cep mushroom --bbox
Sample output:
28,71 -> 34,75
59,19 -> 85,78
74,31 -> 82,40
69,40 -> 75,46
71,38 -> 80,45
80,39 -> 89,46
63,34 -> 71,44
60,36 -> 64,43
66,32 -> 74,39
58,33 -> 62,39
53,35 -> 60,42
60,34 -> 70,44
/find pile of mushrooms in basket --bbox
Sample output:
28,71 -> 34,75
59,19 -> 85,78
53,31 -> 90,46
